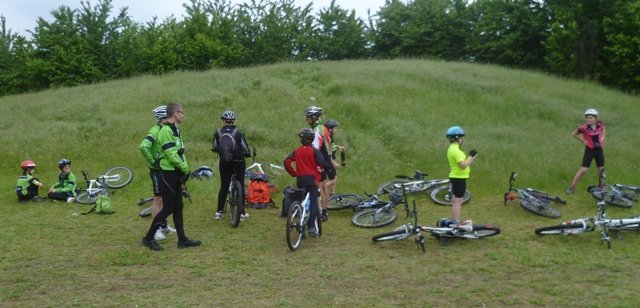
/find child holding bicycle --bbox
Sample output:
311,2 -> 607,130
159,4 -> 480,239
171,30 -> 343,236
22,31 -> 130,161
284,128 -> 330,237
16,160 -> 44,202
445,126 -> 477,230
566,108 -> 606,194
47,159 -> 77,203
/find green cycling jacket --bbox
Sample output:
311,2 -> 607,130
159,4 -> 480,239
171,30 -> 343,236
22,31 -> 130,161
157,123 -> 189,174
51,172 -> 78,197
140,123 -> 163,169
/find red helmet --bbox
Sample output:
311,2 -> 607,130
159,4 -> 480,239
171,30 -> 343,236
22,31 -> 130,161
21,160 -> 37,171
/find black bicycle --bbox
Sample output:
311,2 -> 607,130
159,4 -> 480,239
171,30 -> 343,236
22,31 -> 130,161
351,191 -> 408,228
504,171 -> 565,218
376,170 -> 471,205
327,192 -> 391,211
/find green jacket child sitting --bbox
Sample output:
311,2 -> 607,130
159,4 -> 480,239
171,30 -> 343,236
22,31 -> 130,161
48,159 -> 77,203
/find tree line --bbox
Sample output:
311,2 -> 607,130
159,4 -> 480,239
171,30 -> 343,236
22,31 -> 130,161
1,0 -> 638,96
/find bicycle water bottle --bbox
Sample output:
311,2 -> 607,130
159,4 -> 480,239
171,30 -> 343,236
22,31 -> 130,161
303,198 -> 310,219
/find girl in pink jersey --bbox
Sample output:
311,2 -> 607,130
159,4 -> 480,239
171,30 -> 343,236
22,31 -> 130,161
566,108 -> 606,194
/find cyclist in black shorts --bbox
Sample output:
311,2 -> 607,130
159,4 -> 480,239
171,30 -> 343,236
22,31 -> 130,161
445,126 -> 477,230
566,108 -> 606,194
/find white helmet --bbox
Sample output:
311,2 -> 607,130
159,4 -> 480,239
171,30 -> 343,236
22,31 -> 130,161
304,105 -> 322,117
584,108 -> 598,116
153,105 -> 167,120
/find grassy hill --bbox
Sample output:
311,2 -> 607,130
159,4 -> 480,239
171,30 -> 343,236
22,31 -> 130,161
2,59 -> 640,306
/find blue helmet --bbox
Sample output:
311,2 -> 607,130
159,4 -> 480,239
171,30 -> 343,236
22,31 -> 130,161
446,126 -> 465,140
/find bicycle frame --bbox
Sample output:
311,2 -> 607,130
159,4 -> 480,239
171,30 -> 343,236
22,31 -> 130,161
82,171 -> 108,197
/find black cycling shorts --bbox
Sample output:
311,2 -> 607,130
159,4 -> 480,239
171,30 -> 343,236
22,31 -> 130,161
149,169 -> 161,197
449,178 -> 467,198
581,146 -> 604,168
322,164 -> 336,181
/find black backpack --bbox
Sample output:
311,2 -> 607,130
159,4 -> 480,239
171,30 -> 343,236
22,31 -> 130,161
217,128 -> 238,162
281,186 -> 305,217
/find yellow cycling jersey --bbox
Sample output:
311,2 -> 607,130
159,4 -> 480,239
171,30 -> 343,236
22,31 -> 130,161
447,143 -> 469,179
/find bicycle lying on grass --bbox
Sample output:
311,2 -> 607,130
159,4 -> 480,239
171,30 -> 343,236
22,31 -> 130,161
376,170 -> 471,205
286,189 -> 322,251
327,192 -> 392,211
534,191 -> 640,249
76,166 -> 133,204
503,171 -> 566,218
589,185 -> 635,208
351,191 -> 408,228
372,200 -> 501,252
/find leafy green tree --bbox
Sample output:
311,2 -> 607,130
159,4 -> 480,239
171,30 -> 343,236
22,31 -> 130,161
600,0 -> 640,92
370,0 -> 412,58
468,0 -> 549,68
315,0 -> 367,60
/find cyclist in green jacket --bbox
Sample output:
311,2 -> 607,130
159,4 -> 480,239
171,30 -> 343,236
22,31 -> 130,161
16,160 -> 44,202
48,159 -> 77,203
140,105 -> 177,241
142,102 -> 200,251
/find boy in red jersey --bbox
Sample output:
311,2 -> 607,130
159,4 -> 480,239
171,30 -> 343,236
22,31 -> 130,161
284,128 -> 330,237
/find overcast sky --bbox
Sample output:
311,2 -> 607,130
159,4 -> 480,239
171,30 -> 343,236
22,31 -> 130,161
1,0 -> 387,37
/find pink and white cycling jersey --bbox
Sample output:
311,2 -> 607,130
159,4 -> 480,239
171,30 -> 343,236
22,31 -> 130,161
577,122 -> 605,149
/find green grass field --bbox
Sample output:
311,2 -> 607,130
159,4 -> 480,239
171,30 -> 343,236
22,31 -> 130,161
2,59 -> 640,306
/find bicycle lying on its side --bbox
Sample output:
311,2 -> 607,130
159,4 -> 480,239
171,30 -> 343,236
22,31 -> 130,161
372,200 -> 501,252
376,170 -> 471,205
76,166 -> 133,204
534,191 -> 640,249
327,192 -> 392,211
503,171 -> 566,218
350,191 -> 408,228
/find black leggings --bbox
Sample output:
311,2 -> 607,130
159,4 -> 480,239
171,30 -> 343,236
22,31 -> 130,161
301,185 -> 320,228
217,161 -> 246,214
17,185 -> 39,201
144,171 -> 187,242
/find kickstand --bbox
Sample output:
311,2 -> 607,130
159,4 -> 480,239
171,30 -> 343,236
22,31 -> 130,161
415,235 -> 425,253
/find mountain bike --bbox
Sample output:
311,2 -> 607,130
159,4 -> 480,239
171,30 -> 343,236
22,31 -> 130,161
226,173 -> 243,228
376,170 -> 471,205
76,166 -> 133,204
372,200 -> 501,252
612,184 -> 640,201
589,185 -> 634,208
503,171 -> 565,218
286,190 -> 322,251
351,191 -> 408,228
245,147 -> 285,179
534,192 -> 640,249
327,192 -> 391,211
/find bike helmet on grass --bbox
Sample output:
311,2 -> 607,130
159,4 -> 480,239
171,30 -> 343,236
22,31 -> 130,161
446,126 -> 465,141
21,160 -> 36,171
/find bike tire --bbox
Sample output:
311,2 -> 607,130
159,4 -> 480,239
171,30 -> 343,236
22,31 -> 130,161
328,194 -> 362,210
622,191 -> 640,202
430,185 -> 471,205
76,191 -> 98,204
535,222 -> 587,235
286,202 -> 304,251
139,205 -> 152,218
372,229 -> 409,242
603,192 -> 633,208
468,225 -> 501,238
351,208 -> 398,228
520,199 -> 561,218
376,179 -> 408,195
104,166 -> 133,189
229,179 -> 243,228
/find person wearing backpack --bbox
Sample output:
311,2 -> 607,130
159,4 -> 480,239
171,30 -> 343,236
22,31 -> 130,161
284,128 -> 330,237
141,103 -> 200,251
139,105 -> 177,241
211,110 -> 251,221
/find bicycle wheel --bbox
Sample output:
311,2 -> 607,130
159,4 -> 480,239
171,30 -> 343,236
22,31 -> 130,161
76,191 -> 98,204
621,190 -> 640,202
535,222 -> 587,235
103,166 -> 133,189
376,179 -> 408,195
520,199 -> 561,218
328,194 -> 361,210
430,185 -> 471,205
467,225 -> 501,238
351,208 -> 398,228
286,202 -> 304,251
139,205 -> 152,218
228,179 -> 243,228
603,192 -> 633,208
372,229 -> 409,242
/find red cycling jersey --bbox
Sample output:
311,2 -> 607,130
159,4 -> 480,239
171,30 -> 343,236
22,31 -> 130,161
576,122 -> 605,149
284,145 -> 329,186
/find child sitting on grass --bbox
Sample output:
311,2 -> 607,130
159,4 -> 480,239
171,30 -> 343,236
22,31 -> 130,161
48,158 -> 77,203
16,160 -> 45,203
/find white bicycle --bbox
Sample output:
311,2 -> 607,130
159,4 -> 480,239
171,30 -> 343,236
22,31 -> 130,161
76,166 -> 133,204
